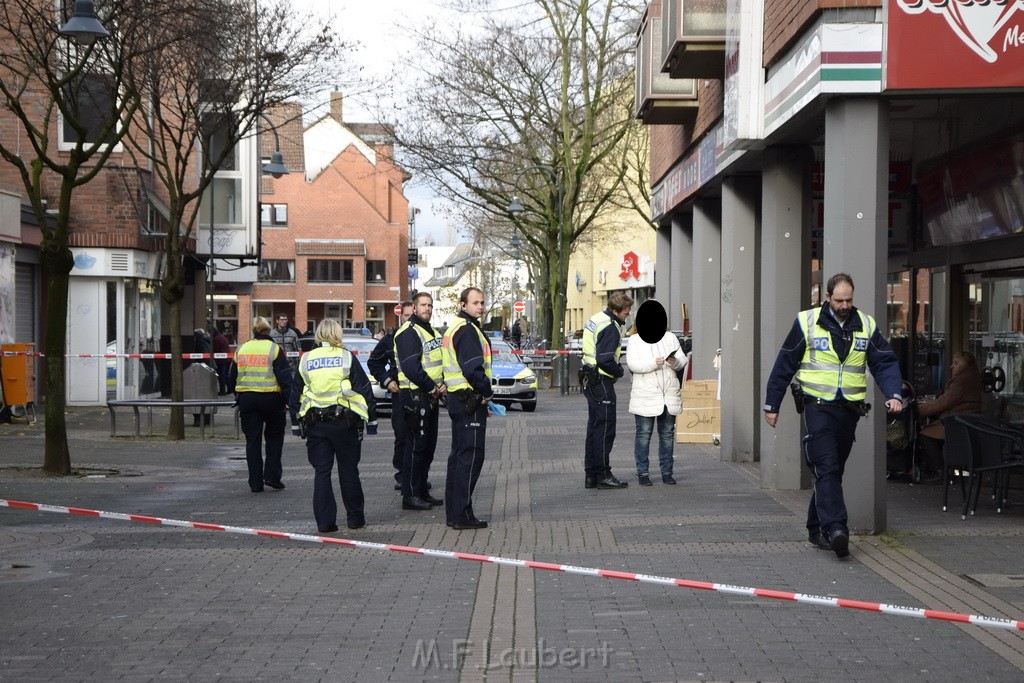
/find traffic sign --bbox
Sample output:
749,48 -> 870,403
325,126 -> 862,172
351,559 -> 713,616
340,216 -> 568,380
513,301 -> 526,314
394,304 -> 403,316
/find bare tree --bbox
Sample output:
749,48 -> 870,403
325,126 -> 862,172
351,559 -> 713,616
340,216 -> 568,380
0,0 -> 187,473
390,0 -> 644,346
120,0 -> 342,439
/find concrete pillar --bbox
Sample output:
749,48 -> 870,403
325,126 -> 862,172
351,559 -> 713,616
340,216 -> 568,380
655,222 -> 672,317
720,176 -> 760,462
671,213 -> 693,332
824,98 -> 889,533
692,200 -> 721,381
760,146 -> 812,490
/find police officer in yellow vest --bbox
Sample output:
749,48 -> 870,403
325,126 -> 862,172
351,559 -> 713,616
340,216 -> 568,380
581,291 -> 634,490
764,273 -> 904,559
442,287 -> 493,529
229,316 -> 294,493
394,292 -> 447,511
289,319 -> 377,533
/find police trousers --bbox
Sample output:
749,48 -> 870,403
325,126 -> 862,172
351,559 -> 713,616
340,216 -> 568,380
399,390 -> 439,498
306,421 -> 364,531
803,402 -> 861,535
236,391 -> 286,490
445,391 -> 488,525
583,377 -> 617,479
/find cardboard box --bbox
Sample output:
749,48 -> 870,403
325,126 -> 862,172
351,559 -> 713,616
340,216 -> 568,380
677,380 -> 720,443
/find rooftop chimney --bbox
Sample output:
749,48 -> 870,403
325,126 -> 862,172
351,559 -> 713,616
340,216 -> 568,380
330,92 -> 343,124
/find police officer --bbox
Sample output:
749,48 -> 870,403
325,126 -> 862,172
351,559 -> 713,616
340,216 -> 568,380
229,316 -> 293,493
581,291 -> 634,490
764,273 -> 903,559
368,300 -> 413,490
442,287 -> 493,529
394,292 -> 446,511
290,319 -> 377,532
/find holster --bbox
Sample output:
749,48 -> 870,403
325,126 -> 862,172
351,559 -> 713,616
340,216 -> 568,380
579,365 -> 601,388
790,383 -> 804,415
452,390 -> 482,415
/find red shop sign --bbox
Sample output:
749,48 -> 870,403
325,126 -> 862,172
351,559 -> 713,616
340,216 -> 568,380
886,0 -> 1024,89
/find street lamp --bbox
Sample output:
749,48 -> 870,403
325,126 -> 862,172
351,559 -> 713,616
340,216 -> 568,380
59,0 -> 109,45
506,163 -> 567,393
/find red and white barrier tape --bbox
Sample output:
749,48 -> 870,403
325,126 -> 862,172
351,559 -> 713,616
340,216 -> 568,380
2,350 -> 585,359
2,498 -> 1021,632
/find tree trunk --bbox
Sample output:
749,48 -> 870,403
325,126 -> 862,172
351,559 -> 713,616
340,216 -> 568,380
41,246 -> 74,474
167,297 -> 185,439
164,249 -> 185,440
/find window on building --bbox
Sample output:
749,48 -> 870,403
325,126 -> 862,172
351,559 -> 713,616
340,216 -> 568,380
258,260 -> 295,282
198,111 -> 242,226
260,204 -> 288,228
59,72 -> 121,149
366,260 -> 386,282
308,259 -> 353,283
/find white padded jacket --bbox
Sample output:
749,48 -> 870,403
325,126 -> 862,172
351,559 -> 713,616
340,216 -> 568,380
626,332 -> 687,417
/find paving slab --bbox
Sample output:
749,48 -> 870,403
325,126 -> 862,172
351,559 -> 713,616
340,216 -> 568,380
1,378 -> 1022,681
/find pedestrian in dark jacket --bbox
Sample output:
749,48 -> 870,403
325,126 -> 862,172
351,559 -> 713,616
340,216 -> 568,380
368,300 -> 413,489
211,325 -> 231,395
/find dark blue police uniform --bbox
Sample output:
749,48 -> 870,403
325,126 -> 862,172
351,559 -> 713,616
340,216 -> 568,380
584,309 -> 626,485
368,328 -> 406,487
765,306 -> 903,542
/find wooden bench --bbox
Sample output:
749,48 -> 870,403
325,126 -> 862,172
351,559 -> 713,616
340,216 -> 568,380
107,399 -> 239,440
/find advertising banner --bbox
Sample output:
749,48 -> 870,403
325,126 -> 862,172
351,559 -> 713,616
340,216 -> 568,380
887,0 -> 1024,89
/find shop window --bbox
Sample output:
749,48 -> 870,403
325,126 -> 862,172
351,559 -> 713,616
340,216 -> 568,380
308,259 -> 353,283
258,259 -> 295,282
367,260 -> 386,283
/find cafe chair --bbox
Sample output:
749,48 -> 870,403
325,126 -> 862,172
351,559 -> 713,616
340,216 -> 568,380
940,415 -> 972,517
953,413 -> 1024,518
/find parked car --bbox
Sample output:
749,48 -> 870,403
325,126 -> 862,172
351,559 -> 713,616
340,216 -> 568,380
489,341 -> 538,412
342,337 -> 392,415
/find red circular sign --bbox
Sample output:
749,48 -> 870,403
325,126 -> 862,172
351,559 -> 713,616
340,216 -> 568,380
513,301 -> 526,314
394,304 -> 403,316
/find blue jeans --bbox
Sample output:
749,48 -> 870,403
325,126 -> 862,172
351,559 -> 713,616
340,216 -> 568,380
634,408 -> 675,476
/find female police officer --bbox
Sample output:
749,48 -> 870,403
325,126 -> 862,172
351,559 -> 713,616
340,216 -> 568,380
290,319 -> 378,532
230,316 -> 293,493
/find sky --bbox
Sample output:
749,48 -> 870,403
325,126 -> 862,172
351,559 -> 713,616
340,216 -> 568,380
301,1 -> 461,245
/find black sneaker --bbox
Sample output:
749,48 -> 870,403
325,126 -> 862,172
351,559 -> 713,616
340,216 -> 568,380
638,474 -> 653,486
661,474 -> 676,485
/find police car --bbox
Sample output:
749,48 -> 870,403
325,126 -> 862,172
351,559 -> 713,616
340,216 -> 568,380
341,336 -> 392,415
489,339 -> 538,412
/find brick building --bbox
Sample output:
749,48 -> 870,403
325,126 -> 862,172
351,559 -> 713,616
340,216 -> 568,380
635,0 -> 1024,531
228,94 -> 411,340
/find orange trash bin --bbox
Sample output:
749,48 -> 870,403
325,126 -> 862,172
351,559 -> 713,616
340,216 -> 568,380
1,342 -> 34,406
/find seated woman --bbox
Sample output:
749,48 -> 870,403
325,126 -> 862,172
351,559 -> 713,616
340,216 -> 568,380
916,351 -> 984,482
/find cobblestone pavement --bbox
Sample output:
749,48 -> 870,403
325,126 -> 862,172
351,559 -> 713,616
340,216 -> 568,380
1,382 -> 1023,682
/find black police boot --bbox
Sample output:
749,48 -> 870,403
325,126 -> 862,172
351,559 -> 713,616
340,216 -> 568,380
402,496 -> 433,511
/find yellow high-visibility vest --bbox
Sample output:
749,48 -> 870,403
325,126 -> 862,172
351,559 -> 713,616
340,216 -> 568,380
297,346 -> 369,421
234,339 -> 280,393
582,310 -> 622,378
393,320 -> 444,390
797,307 -> 874,402
442,317 -> 492,392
